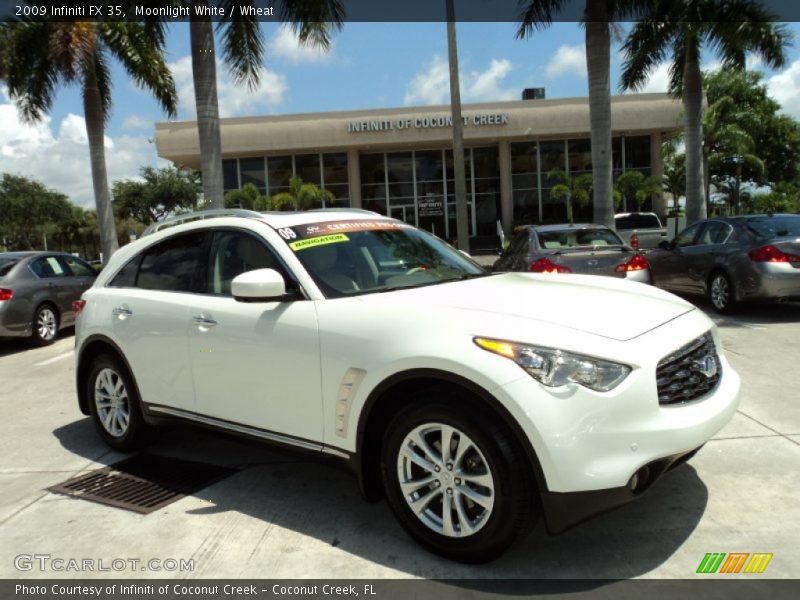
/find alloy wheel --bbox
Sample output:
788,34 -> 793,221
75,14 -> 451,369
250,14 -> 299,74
94,368 -> 131,438
37,307 -> 57,341
711,275 -> 730,310
396,422 -> 495,538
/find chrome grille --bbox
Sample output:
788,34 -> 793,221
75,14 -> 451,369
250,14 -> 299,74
656,332 -> 721,405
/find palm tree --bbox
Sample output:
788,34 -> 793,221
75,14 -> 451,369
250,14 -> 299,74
620,1 -> 790,225
708,126 -> 764,215
615,170 -> 662,212
190,1 -> 343,209
548,169 -> 593,223
519,1 -> 641,229
270,176 -> 335,211
1,20 -> 177,262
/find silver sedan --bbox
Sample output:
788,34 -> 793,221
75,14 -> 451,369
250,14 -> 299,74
492,223 -> 651,283
647,214 -> 800,313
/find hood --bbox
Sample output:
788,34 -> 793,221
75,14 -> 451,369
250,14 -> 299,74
357,272 -> 695,342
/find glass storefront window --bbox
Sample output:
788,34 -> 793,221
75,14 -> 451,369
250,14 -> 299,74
510,141 -> 537,176
360,153 -> 386,185
323,153 -> 348,186
625,135 -> 651,169
222,159 -> 239,192
294,154 -> 321,185
513,189 -> 538,225
386,152 -> 413,185
567,138 -> 592,173
239,157 -> 266,192
267,155 -> 292,195
541,188 -> 568,224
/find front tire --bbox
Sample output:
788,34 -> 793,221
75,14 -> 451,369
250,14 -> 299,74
709,271 -> 738,314
86,354 -> 155,452
31,304 -> 58,345
381,394 -> 537,563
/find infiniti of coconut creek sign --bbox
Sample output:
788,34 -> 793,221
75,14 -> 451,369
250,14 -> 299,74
347,113 -> 509,133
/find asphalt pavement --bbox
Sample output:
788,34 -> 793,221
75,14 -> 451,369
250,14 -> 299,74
0,297 -> 798,580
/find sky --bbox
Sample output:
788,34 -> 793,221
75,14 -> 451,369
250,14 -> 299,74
4,21 -> 800,208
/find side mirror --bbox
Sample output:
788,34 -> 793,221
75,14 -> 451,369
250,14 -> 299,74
657,240 -> 671,250
232,268 -> 287,302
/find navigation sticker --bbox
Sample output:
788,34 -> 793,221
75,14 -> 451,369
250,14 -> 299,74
288,233 -> 350,251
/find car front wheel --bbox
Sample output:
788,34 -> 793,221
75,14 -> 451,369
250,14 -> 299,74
381,395 -> 537,563
87,354 -> 155,451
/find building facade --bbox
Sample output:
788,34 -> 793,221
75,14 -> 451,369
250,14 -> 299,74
155,93 -> 682,245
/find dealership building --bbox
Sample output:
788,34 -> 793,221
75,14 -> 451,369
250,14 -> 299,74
155,92 -> 682,247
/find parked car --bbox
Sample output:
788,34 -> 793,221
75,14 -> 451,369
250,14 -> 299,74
647,213 -> 800,313
75,209 -> 739,562
614,212 -> 669,251
493,223 -> 650,283
0,251 -> 97,344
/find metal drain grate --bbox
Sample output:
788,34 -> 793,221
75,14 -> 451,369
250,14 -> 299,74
48,454 -> 237,514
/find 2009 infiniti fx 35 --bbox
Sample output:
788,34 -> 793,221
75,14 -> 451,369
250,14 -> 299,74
73,209 -> 739,563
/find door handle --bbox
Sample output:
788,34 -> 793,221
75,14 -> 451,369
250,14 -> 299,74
112,306 -> 133,318
192,315 -> 218,327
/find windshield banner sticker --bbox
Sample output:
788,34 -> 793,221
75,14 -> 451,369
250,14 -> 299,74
288,233 -> 350,251
289,220 -> 410,240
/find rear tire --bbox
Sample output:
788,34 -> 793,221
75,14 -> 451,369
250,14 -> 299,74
708,271 -> 738,314
381,392 -> 537,563
86,354 -> 156,452
31,304 -> 58,346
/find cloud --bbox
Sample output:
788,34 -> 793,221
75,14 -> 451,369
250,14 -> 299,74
269,25 -> 333,64
404,55 -> 516,106
638,62 -> 671,93
768,59 -> 800,119
170,55 -> 288,119
121,114 -> 153,132
546,44 -> 586,79
0,88 -> 160,208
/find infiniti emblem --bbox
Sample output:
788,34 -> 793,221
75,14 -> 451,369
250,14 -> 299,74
694,354 -> 718,378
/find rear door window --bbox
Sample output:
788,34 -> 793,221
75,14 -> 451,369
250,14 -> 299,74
30,256 -> 69,278
136,231 -> 209,292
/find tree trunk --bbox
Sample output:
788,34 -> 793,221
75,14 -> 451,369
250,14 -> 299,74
702,148 -> 710,209
191,9 -> 224,209
82,75 -> 119,263
585,3 -> 613,229
446,0 -> 470,251
682,39 -> 706,225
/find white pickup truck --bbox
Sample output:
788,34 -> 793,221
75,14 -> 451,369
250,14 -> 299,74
614,212 -> 669,251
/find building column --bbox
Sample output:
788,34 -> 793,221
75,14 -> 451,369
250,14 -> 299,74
498,140 -> 513,235
650,132 -> 665,218
347,148 -> 362,208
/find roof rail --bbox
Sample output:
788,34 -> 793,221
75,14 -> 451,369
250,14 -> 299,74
306,208 -> 380,215
141,209 -> 264,237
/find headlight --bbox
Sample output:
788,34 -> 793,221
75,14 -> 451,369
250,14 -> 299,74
474,337 -> 631,392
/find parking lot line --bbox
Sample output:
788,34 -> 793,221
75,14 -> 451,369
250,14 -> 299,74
34,350 -> 74,367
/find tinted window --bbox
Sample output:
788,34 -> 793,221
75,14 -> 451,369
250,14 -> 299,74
30,256 -> 69,278
745,216 -> 800,238
0,257 -> 20,277
63,256 -> 95,277
136,231 -> 208,292
208,230 -> 286,295
109,255 -> 143,288
675,222 -> 703,248
615,214 -> 661,229
698,222 -> 732,245
538,228 -> 623,248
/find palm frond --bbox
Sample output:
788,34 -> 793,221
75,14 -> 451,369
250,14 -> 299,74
100,21 -> 178,117
278,0 -> 345,48
218,1 -> 264,89
2,22 -> 60,122
619,19 -> 674,92
515,0 -> 565,39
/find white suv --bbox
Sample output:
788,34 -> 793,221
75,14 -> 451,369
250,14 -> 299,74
74,209 -> 740,562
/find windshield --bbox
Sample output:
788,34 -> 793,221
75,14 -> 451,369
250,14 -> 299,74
0,257 -> 20,277
280,219 -> 486,298
537,228 -> 624,249
745,216 -> 800,238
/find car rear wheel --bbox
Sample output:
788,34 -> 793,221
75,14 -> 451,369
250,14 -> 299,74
381,394 -> 537,563
709,271 -> 738,314
87,354 -> 156,451
31,304 -> 58,345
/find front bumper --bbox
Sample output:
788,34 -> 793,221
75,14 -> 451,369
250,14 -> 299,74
540,445 -> 702,533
